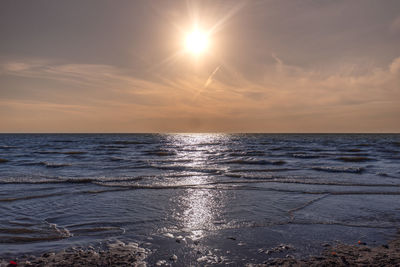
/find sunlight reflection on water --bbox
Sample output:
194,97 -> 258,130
167,134 -> 230,239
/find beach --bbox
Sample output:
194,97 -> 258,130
1,232 -> 400,266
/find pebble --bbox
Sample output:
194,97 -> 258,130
170,254 -> 178,261
197,256 -> 208,262
156,259 -> 167,266
164,233 -> 174,238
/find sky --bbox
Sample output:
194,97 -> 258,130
1,0 -> 400,133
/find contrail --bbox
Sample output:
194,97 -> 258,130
192,65 -> 221,101
204,65 -> 221,88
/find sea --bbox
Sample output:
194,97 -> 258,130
0,134 -> 399,265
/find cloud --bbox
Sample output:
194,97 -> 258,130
390,15 -> 400,33
390,57 -> 400,74
0,56 -> 399,132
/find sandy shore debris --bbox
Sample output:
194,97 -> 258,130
0,241 -> 148,267
248,235 -> 400,267
2,235 -> 400,266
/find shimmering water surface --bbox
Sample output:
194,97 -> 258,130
0,134 -> 400,264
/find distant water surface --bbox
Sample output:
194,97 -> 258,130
0,134 -> 400,264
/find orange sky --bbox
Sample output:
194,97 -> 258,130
1,0 -> 400,132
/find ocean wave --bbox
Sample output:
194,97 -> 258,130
180,148 -> 209,152
24,162 -> 72,168
91,182 -> 196,190
62,151 -> 86,155
223,159 -> 286,165
0,192 -> 68,202
89,179 -> 400,195
378,149 -> 399,154
0,145 -> 17,149
0,220 -> 71,244
159,159 -> 193,163
291,153 -> 321,159
310,148 -> 324,152
266,187 -> 400,196
112,141 -> 150,145
337,156 -> 374,162
392,142 -> 400,147
386,156 -> 400,160
2,172 -> 399,189
356,143 -> 372,147
0,176 -> 145,185
110,157 -> 124,161
34,151 -> 86,155
213,176 -> 400,188
342,148 -> 363,152
228,168 -> 298,173
198,142 -> 221,146
34,151 -> 59,154
228,151 -> 265,156
270,146 -> 302,151
270,147 -> 285,151
0,158 -> 9,163
311,166 -> 364,174
152,164 -> 222,174
108,165 -> 150,170
70,226 -> 125,235
95,145 -> 126,149
146,150 -> 177,156
2,175 -> 400,198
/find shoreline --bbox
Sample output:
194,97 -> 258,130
2,233 -> 399,266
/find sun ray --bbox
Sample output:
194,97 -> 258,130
207,1 -> 247,36
147,50 -> 186,73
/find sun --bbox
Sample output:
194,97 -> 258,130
185,30 -> 209,54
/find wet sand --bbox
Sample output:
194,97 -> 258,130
0,241 -> 149,267
1,234 -> 400,266
252,234 -> 400,266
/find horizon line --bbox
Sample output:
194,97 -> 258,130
1,132 -> 399,134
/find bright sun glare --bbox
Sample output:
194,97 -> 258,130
185,30 -> 209,54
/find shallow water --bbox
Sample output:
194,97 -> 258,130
0,134 -> 399,264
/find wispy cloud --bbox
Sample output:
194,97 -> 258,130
390,15 -> 400,33
1,56 -> 399,132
